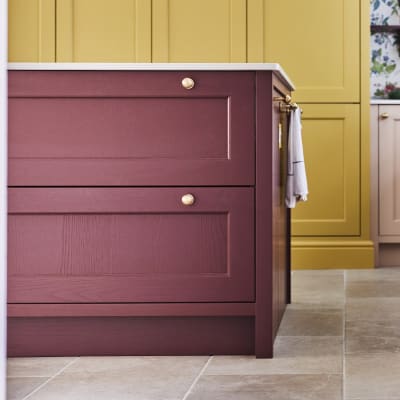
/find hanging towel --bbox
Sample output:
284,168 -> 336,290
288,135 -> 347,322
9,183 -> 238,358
286,108 -> 308,208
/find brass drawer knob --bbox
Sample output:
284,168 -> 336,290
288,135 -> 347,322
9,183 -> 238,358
181,193 -> 195,206
380,112 -> 390,119
284,94 -> 292,103
182,77 -> 195,90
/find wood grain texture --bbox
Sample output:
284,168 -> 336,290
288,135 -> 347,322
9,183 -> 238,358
8,70 -> 254,186
8,187 -> 254,303
9,214 -> 227,276
8,317 -> 255,356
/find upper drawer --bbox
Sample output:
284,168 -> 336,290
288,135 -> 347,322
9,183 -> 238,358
8,71 -> 255,186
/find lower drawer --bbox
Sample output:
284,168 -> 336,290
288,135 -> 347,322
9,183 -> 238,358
8,187 -> 254,303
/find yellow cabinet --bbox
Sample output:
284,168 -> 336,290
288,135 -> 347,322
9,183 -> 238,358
292,104 -> 360,236
252,0 -> 360,103
8,0 -> 55,62
56,0 -> 151,62
152,0 -> 247,62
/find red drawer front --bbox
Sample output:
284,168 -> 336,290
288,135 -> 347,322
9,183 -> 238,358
8,71 -> 254,186
8,187 -> 254,303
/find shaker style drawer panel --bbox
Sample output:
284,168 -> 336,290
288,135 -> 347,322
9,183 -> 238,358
8,71 -> 255,186
8,187 -> 254,303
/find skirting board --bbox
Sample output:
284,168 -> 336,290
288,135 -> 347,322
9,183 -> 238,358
8,316 -> 255,357
292,240 -> 375,270
377,243 -> 400,267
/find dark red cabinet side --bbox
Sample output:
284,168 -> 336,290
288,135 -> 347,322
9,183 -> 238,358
7,69 -> 291,358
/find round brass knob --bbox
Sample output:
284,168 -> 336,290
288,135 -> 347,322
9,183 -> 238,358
285,94 -> 292,103
181,77 -> 195,90
181,193 -> 195,206
380,112 -> 390,119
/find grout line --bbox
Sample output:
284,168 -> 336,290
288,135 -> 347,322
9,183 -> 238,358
21,357 -> 80,400
181,356 -> 213,400
8,375 -> 67,378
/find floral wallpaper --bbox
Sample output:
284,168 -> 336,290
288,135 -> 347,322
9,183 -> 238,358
371,0 -> 400,98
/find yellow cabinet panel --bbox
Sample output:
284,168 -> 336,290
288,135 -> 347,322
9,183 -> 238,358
292,104 -> 360,236
8,0 -> 55,62
260,0 -> 360,102
56,0 -> 151,62
152,0 -> 246,62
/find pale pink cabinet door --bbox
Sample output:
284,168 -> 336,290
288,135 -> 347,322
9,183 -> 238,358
8,71 -> 255,186
8,187 -> 254,303
379,106 -> 400,235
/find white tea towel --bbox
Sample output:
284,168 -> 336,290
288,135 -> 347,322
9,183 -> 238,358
286,108 -> 308,208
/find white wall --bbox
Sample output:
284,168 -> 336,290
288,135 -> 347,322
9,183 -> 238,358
0,0 -> 7,397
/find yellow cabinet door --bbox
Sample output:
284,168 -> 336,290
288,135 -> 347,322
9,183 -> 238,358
8,0 -> 55,62
152,0 -> 247,62
292,104 -> 360,236
56,0 -> 151,62
254,0 -> 359,103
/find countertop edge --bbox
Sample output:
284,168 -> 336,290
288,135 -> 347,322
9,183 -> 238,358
7,62 -> 295,91
371,99 -> 400,104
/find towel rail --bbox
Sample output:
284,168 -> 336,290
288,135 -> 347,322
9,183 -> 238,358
273,95 -> 301,114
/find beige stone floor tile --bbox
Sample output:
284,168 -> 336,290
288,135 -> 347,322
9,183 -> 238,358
292,273 -> 344,306
345,353 -> 400,399
346,267 -> 400,282
7,357 -> 76,377
7,377 -> 48,400
25,356 -> 208,400
346,280 -> 400,298
277,306 -> 343,336
187,374 -> 342,400
204,337 -> 342,375
285,303 -> 344,310
57,355 -> 209,375
346,298 -> 400,321
346,319 -> 400,354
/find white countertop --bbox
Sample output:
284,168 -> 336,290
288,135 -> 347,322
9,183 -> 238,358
371,99 -> 400,104
7,62 -> 295,90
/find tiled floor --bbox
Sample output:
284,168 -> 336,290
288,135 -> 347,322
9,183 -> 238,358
7,268 -> 400,400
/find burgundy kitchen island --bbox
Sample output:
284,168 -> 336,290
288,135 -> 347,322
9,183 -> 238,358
7,63 -> 294,358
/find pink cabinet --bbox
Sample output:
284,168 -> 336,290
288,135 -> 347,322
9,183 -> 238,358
7,68 -> 292,358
